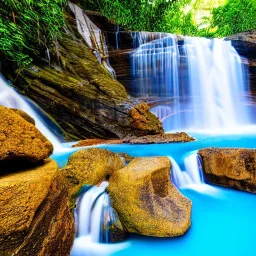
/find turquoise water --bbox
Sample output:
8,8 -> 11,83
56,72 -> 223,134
53,132 -> 256,256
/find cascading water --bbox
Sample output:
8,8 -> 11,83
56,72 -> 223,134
131,33 -> 251,131
69,2 -> 116,78
0,74 -> 64,151
71,182 -> 128,256
170,152 -> 219,195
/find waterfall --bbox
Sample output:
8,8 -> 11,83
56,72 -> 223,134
170,153 -> 219,195
68,2 -> 116,78
131,33 -> 251,131
72,182 -> 129,255
0,74 -> 64,151
170,153 -> 204,188
184,37 -> 250,129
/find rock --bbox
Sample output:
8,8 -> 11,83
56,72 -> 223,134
2,10 -> 163,141
198,148 -> 256,193
226,30 -> 256,58
0,106 -> 53,162
61,148 -> 126,205
226,30 -> 256,93
0,159 -> 75,255
11,108 -> 35,125
107,157 -> 192,237
72,138 -> 122,147
72,132 -> 194,147
122,132 -> 194,144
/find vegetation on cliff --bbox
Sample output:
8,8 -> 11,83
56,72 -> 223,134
0,0 -> 67,67
0,0 -> 255,67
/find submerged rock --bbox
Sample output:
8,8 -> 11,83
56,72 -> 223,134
0,159 -> 75,255
72,132 -> 194,147
0,106 -> 53,162
198,148 -> 256,193
61,148 -> 126,204
107,157 -> 192,237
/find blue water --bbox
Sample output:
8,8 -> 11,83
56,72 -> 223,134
53,132 -> 256,256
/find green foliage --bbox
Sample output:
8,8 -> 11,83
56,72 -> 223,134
211,0 -> 256,37
81,0 -> 256,37
82,0 -> 175,32
0,0 -> 67,67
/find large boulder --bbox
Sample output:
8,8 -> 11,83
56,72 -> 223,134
107,157 -> 192,237
0,106 -> 53,162
0,159 -> 75,255
61,148 -> 126,204
198,148 -> 256,193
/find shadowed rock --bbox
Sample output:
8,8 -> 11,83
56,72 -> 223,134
0,159 -> 75,255
11,108 -> 36,125
107,157 -> 192,237
198,148 -> 256,193
0,106 -> 53,162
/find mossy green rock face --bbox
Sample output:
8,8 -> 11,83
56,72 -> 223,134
2,11 -> 163,141
61,148 -> 126,201
198,148 -> 256,193
0,106 -> 53,162
0,159 -> 75,255
107,157 -> 192,237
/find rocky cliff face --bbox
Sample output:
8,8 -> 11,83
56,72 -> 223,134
1,7 -> 163,141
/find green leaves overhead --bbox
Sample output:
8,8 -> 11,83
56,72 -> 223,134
0,0 -> 67,67
81,0 -> 256,37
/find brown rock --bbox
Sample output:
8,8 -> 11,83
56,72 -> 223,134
107,157 -> 192,237
198,148 -> 256,193
11,108 -> 36,125
72,132 -> 194,147
61,148 -> 126,206
130,103 -> 164,136
72,138 -> 122,147
0,159 -> 75,255
122,132 -> 195,144
0,106 -> 53,162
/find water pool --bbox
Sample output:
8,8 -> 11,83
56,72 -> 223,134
53,132 -> 256,256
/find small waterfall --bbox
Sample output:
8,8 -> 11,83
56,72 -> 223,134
72,182 -> 128,255
68,2 -> 116,78
170,153 -> 220,195
75,182 -> 126,243
131,32 -> 251,131
0,74 -> 64,151
170,153 -> 204,188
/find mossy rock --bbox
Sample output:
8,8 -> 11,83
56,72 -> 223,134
107,157 -> 192,237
